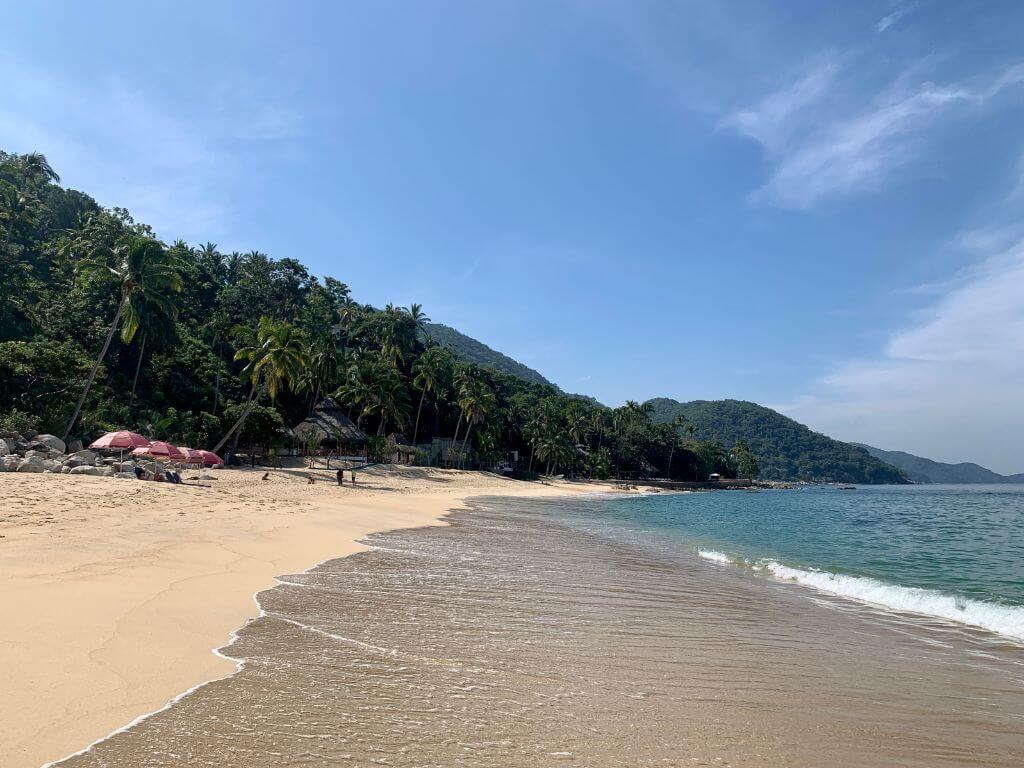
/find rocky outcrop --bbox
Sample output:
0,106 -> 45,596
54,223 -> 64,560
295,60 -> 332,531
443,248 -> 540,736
17,457 -> 45,473
68,465 -> 103,476
34,434 -> 66,454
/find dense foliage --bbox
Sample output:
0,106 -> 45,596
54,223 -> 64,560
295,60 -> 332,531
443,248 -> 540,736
422,323 -> 553,387
647,398 -> 908,484
0,151 -> 761,480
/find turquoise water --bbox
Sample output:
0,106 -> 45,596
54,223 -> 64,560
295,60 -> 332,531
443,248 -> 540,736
557,485 -> 1024,641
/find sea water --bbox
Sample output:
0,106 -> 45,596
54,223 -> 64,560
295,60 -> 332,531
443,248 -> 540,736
562,485 -> 1024,641
57,489 -> 1024,767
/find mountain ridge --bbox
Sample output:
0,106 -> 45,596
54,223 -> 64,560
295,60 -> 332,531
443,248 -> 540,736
646,398 -> 908,484
853,444 -> 1024,484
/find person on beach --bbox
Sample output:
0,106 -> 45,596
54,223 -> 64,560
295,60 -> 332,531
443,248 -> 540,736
261,472 -> 270,481
351,471 -> 357,485
336,468 -> 344,486
307,475 -> 315,484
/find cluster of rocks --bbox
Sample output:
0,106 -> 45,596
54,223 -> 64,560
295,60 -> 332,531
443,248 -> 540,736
0,430 -> 168,480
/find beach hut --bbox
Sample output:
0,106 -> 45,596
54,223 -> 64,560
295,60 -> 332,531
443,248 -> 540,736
387,433 -> 421,465
292,397 -> 369,457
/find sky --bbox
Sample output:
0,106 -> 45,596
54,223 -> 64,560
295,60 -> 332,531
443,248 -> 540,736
2,1 -> 1023,471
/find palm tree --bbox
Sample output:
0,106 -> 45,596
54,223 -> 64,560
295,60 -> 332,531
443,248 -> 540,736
456,379 -> 496,468
411,346 -> 449,444
63,236 -> 182,442
666,415 -> 686,478
212,317 -> 308,455
406,303 -> 430,341
19,152 -> 60,185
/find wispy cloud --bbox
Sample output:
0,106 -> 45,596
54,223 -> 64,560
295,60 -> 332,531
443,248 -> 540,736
723,59 -> 1024,209
0,55 -> 304,243
779,236 -> 1024,472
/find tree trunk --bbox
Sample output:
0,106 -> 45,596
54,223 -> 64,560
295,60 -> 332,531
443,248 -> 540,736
211,334 -> 221,417
412,389 -> 426,444
63,297 -> 126,443
128,332 -> 147,411
667,445 -> 675,479
460,422 -> 474,469
212,379 -> 262,455
546,459 -> 553,476
528,445 -> 535,473
450,415 -> 463,467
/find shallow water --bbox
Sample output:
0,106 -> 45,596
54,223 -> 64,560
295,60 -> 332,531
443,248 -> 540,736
59,493 -> 1024,767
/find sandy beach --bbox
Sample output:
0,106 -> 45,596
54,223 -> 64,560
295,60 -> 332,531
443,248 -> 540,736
0,466 -> 605,768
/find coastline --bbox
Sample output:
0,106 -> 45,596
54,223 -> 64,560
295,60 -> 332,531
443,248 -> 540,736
0,467 -> 610,768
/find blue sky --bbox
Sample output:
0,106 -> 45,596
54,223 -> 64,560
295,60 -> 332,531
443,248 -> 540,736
3,1 -> 1023,471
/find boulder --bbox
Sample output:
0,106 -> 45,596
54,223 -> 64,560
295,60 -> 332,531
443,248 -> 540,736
17,458 -> 45,473
35,434 -> 66,454
115,472 -> 136,480
141,461 -> 165,475
0,438 -> 11,456
42,459 -> 61,472
112,461 -> 136,473
67,439 -> 84,453
21,430 -> 37,441
25,449 -> 49,460
68,449 -> 98,464
0,430 -> 20,440
69,465 -> 103,476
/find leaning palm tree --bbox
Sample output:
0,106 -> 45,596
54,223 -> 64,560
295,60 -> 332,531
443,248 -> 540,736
456,379 -> 496,468
666,415 -> 687,478
410,346 -> 449,444
63,236 -> 182,442
212,317 -> 308,455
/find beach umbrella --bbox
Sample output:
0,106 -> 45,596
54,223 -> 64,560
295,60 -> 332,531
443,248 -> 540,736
132,441 -> 187,463
90,431 -> 150,450
196,450 -> 224,467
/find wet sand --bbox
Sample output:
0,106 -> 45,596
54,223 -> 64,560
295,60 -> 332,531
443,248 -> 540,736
53,494 -> 1024,768
0,467 -> 605,768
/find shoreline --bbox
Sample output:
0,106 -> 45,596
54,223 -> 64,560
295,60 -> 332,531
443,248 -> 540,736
1,467 -> 612,768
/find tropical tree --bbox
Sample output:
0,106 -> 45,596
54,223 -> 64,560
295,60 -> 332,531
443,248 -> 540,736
213,317 -> 308,455
665,414 -> 687,478
62,235 -> 182,441
411,345 -> 450,444
456,378 -> 496,467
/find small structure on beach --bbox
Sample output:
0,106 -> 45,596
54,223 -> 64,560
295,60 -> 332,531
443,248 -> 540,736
386,433 -> 421,465
292,398 -> 369,455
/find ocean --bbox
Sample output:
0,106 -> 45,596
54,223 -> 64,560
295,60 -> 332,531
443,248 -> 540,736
57,487 -> 1024,767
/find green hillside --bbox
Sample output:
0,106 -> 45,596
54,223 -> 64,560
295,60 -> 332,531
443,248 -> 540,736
647,398 -> 908,484
854,444 -> 1024,484
424,323 -> 554,387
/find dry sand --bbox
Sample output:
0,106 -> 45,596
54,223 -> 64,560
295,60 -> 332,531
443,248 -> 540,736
0,465 -> 609,768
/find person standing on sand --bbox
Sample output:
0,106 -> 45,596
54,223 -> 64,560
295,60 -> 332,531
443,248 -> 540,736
336,468 -> 344,486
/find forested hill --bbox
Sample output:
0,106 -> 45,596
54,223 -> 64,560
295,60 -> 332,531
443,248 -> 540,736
424,323 -> 554,387
647,398 -> 908,484
854,444 -> 1024,484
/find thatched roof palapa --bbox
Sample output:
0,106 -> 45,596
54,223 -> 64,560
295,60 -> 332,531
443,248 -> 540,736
293,397 -> 368,445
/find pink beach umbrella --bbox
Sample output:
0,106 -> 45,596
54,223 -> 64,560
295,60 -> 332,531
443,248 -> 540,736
196,450 -> 224,467
90,431 -> 150,450
132,441 -> 187,463
179,448 -> 205,465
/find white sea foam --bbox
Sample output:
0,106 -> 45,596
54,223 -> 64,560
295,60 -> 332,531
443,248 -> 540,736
696,549 -> 733,565
760,560 -> 1024,642
694,548 -> 1024,642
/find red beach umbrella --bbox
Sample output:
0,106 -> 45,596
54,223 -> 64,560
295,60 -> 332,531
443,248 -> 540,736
132,441 -> 187,462
196,450 -> 224,467
90,431 -> 150,450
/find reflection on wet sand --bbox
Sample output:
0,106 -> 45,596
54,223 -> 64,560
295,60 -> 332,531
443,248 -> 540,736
59,496 -> 1024,767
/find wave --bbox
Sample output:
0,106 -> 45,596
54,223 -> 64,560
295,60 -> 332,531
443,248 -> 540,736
695,549 -> 1024,642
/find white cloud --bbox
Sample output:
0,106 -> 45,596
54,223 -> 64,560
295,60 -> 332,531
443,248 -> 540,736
723,60 -> 1024,209
779,239 -> 1024,473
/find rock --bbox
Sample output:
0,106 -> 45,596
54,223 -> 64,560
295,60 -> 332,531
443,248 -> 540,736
68,449 -> 97,464
21,429 -> 37,441
115,472 -> 136,480
61,465 -> 71,474
112,461 -> 135,473
17,458 -> 45,473
0,430 -> 20,440
35,434 -> 66,454
0,438 -> 11,456
69,465 -> 103,476
99,467 -> 116,477
43,459 -> 60,471
25,449 -> 49,460
141,461 -> 165,475
67,439 -> 84,453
